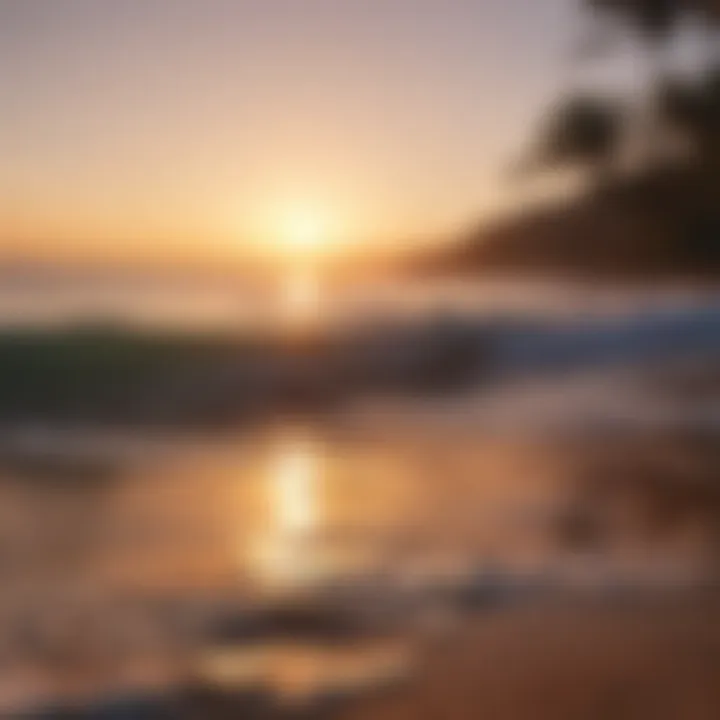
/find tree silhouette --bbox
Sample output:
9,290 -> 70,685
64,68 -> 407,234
530,94 -> 624,187
588,1 -> 719,69
583,1 -> 718,166
590,0 -> 679,42
658,66 -> 720,161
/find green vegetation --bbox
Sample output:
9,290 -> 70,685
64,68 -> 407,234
0,325 -> 273,426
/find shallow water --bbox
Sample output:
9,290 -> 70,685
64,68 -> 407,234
1,273 -> 718,329
0,409 -> 717,714
0,277 -> 718,714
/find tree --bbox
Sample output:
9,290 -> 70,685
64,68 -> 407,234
588,0 -> 680,76
589,0 -> 680,42
528,94 -> 624,187
585,1 -> 705,167
658,66 -> 720,160
692,1 -> 720,68
588,1 -> 719,69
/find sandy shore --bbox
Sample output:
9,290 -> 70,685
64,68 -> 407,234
342,591 -> 720,720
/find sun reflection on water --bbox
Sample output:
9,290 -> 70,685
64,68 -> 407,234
250,437 -> 325,590
279,270 -> 321,330
274,440 -> 318,535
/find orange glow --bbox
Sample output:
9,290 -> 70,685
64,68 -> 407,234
277,206 -> 331,256
279,269 -> 322,329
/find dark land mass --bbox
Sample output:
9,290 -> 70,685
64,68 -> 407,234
414,166 -> 720,279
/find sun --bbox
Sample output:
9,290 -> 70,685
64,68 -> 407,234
277,206 -> 331,257
240,199 -> 348,266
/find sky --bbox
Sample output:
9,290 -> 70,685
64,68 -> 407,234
0,0 -> 619,267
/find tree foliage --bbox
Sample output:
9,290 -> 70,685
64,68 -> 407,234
589,0 -> 681,42
658,66 -> 720,155
534,94 -> 623,179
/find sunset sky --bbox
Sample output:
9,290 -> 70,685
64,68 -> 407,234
0,0 -> 674,267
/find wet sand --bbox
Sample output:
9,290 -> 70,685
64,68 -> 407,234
0,412 -> 717,716
343,592 -> 720,720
